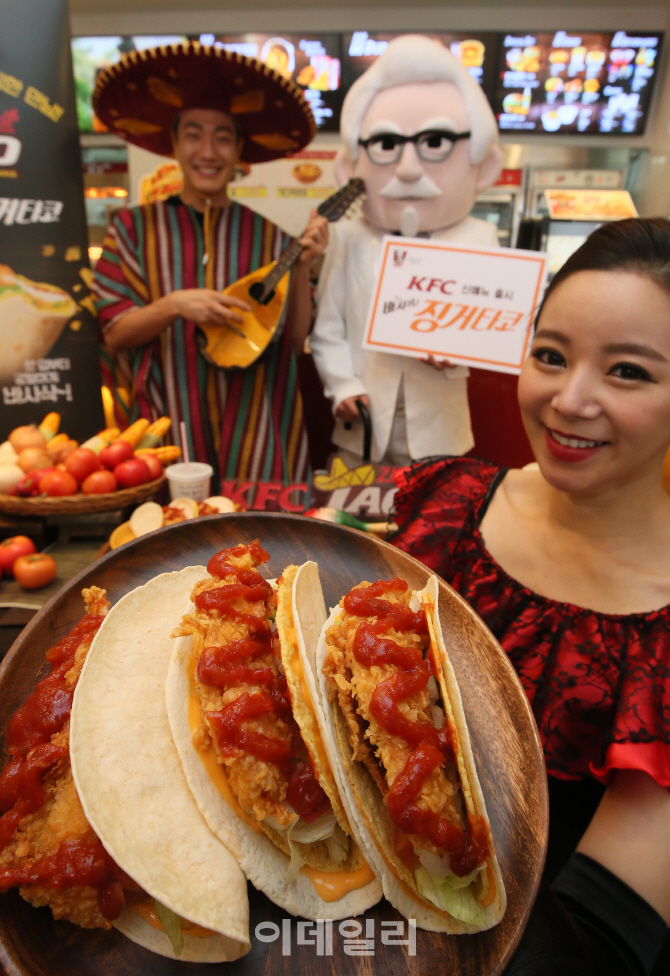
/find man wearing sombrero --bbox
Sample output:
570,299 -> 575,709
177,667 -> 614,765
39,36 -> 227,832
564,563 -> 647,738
93,41 -> 328,485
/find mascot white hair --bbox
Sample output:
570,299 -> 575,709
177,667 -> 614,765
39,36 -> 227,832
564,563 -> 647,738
336,34 -> 501,183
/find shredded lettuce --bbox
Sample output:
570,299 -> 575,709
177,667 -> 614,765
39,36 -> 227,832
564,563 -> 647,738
154,899 -> 184,957
325,824 -> 349,864
288,808 -> 336,843
285,809 -> 343,884
415,865 -> 488,927
285,820 -> 307,884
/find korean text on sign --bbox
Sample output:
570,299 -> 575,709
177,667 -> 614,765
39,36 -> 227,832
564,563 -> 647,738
362,237 -> 548,376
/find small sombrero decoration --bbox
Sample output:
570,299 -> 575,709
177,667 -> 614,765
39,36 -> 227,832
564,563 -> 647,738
93,40 -> 316,163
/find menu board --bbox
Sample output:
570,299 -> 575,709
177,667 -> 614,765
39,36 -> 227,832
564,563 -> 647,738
341,31 -> 498,99
494,30 -> 663,134
73,33 -> 341,133
212,33 -> 342,131
71,35 -> 189,132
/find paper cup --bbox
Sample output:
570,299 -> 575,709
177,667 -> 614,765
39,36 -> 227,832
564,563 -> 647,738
165,462 -> 213,502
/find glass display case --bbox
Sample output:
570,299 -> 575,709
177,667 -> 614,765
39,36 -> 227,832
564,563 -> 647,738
470,169 -> 525,247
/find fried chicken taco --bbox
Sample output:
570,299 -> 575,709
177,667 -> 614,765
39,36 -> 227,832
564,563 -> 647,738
0,265 -> 77,382
69,569 -> 250,962
316,575 -> 506,933
0,582 -> 249,962
166,541 -> 381,920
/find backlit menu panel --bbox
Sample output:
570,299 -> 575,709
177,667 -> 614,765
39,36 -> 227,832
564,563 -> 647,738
212,33 -> 343,131
341,31 -> 498,100
72,35 -> 189,132
494,30 -> 663,134
72,33 -> 342,134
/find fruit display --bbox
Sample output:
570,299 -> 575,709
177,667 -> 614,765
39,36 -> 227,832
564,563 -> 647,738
0,535 -> 56,591
0,412 -> 179,500
12,553 -> 57,590
0,535 -> 36,576
109,496 -> 238,548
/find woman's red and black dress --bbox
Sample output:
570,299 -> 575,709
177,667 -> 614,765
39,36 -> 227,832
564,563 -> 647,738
392,456 -> 670,976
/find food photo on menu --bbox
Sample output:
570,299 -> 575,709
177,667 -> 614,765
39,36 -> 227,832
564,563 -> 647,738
71,32 -> 343,133
212,33 -> 343,131
495,29 -> 662,134
341,29 -> 498,95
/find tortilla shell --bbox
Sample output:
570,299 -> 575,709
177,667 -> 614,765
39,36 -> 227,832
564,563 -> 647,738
70,567 -> 250,962
166,565 -> 381,920
114,907 -> 246,962
276,563 -> 350,833
423,576 -> 506,925
315,577 -> 506,932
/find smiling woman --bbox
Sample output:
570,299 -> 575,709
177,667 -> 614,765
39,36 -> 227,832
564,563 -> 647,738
391,219 -> 670,975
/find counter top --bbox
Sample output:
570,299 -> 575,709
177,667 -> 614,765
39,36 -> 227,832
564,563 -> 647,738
0,537 -> 108,659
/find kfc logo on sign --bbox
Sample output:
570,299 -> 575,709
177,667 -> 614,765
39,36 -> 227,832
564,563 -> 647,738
0,108 -> 21,168
393,249 -> 407,267
0,135 -> 21,167
0,108 -> 19,135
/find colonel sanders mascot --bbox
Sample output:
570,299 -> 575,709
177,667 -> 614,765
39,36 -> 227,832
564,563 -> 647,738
311,35 -> 503,465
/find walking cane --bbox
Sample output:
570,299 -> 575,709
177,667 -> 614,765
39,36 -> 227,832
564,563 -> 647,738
343,398 -> 372,463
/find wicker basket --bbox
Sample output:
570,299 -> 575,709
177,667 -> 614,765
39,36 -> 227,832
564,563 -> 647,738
0,475 -> 165,517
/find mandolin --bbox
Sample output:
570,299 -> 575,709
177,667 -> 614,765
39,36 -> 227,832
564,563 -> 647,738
196,178 -> 364,369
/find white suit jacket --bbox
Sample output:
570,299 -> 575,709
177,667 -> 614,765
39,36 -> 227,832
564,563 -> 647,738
311,215 -> 499,462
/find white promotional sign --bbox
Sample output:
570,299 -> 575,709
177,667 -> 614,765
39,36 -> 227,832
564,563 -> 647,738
362,236 -> 548,375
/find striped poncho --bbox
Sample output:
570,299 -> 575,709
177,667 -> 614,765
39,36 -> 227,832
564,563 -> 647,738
93,197 -> 309,486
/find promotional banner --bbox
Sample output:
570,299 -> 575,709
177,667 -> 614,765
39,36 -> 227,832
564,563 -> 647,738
362,237 -> 548,375
0,0 -> 104,441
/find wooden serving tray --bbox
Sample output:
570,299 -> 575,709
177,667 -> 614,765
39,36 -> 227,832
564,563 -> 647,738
0,513 -> 548,976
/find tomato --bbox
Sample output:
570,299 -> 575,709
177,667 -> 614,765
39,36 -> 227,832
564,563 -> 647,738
141,454 -> 163,481
14,469 -> 56,497
64,448 -> 101,485
0,536 -> 36,576
38,470 -> 78,497
99,440 -> 134,471
113,458 -> 150,489
81,470 -> 117,494
13,553 -> 57,590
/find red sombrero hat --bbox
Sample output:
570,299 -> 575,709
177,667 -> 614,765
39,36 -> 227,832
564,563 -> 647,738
93,40 -> 316,163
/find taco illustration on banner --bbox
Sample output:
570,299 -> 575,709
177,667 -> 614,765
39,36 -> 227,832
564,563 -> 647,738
0,265 -> 76,382
139,161 -> 184,205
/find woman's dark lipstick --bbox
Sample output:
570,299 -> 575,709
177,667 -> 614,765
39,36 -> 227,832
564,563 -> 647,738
545,427 -> 608,463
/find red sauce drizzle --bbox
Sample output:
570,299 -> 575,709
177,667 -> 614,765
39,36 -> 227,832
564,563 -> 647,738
0,839 -> 140,919
6,615 -> 101,756
348,581 -> 487,877
0,743 -> 67,848
344,578 -> 428,635
285,761 -> 330,824
198,543 -> 326,821
0,611 -> 143,920
207,541 -> 270,579
197,636 -> 275,690
208,691 -> 293,765
0,614 -> 102,850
